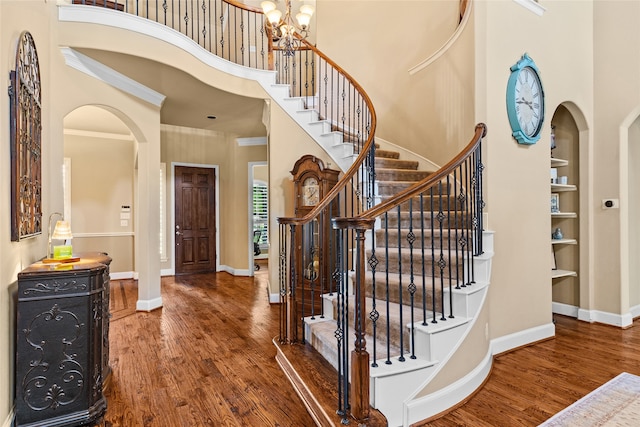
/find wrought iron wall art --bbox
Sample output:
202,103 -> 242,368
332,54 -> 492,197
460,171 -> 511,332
9,31 -> 42,241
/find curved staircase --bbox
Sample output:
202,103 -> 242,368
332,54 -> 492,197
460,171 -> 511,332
286,141 -> 493,425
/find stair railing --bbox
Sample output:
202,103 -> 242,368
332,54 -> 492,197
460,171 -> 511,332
332,123 -> 486,423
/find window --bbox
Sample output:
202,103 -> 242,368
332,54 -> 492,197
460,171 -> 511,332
253,181 -> 268,248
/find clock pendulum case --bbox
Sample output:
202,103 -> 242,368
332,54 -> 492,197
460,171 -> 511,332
290,155 -> 340,314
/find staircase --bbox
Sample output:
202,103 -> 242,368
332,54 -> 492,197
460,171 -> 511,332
277,138 -> 491,426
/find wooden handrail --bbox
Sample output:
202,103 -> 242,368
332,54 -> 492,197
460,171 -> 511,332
342,123 -> 486,224
222,0 -> 264,14
278,38 -> 377,226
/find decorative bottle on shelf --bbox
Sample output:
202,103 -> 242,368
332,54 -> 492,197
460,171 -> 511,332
550,125 -> 556,158
552,227 -> 563,240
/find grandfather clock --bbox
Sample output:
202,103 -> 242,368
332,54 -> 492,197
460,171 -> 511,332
290,155 -> 340,317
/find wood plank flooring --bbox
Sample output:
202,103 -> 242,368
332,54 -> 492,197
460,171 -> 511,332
103,271 -> 315,426
104,271 -> 640,426
425,314 -> 640,426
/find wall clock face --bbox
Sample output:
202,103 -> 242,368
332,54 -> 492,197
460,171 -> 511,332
302,176 -> 319,206
506,53 -> 545,145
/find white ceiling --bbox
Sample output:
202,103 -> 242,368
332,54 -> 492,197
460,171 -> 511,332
64,49 -> 267,138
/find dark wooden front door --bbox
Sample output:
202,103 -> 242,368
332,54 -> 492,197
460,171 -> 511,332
175,166 -> 217,275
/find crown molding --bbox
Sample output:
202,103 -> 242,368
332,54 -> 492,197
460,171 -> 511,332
60,47 -> 166,107
64,128 -> 135,141
237,136 -> 267,146
513,0 -> 546,16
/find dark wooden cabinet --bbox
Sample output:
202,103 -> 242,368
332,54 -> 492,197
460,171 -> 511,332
15,253 -> 112,427
291,156 -> 340,316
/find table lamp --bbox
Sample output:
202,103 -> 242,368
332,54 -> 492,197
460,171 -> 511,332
45,212 -> 78,263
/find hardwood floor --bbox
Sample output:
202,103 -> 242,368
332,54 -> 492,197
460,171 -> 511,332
104,271 -> 315,427
104,272 -> 640,427
426,315 -> 640,426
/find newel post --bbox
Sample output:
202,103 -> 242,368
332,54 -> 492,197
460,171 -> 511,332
333,217 -> 375,424
277,219 -> 299,344
288,223 -> 299,342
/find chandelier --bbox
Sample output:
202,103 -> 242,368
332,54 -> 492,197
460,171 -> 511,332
261,0 -> 315,56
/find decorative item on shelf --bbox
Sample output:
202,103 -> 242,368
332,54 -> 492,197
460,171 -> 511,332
44,212 -> 79,263
550,124 -> 556,156
550,167 -> 558,184
551,193 -> 560,213
552,227 -> 563,240
558,176 -> 568,185
551,247 -> 557,270
261,0 -> 315,56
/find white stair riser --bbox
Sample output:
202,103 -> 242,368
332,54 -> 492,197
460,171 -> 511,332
371,365 -> 435,427
412,321 -> 468,361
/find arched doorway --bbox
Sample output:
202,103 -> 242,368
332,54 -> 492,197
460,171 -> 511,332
63,104 -> 162,313
63,105 -> 136,276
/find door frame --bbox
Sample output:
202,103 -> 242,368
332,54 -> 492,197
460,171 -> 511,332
249,161 -> 268,275
171,162 -> 220,275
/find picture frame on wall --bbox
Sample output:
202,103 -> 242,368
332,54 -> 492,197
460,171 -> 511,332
551,193 -> 560,213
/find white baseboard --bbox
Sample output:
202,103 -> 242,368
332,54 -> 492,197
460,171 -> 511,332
219,265 -> 252,277
550,303 -> 635,328
578,308 -> 633,327
490,322 -> 555,356
552,301 -> 579,318
269,291 -> 280,304
136,296 -> 163,311
110,271 -> 136,280
2,408 -> 14,427
161,268 -> 173,277
404,349 -> 492,426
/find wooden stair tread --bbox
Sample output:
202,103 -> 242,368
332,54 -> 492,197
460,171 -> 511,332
274,339 -> 388,427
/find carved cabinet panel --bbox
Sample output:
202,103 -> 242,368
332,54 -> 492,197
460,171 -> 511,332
15,253 -> 111,427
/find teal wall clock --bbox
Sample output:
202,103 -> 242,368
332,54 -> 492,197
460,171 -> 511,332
506,53 -> 545,145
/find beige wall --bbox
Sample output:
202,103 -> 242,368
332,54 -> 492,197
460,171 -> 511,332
629,120 -> 640,308
476,0 -> 594,339
64,132 -> 136,273
593,0 -> 640,317
254,164 -> 268,182
315,0 -> 475,166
